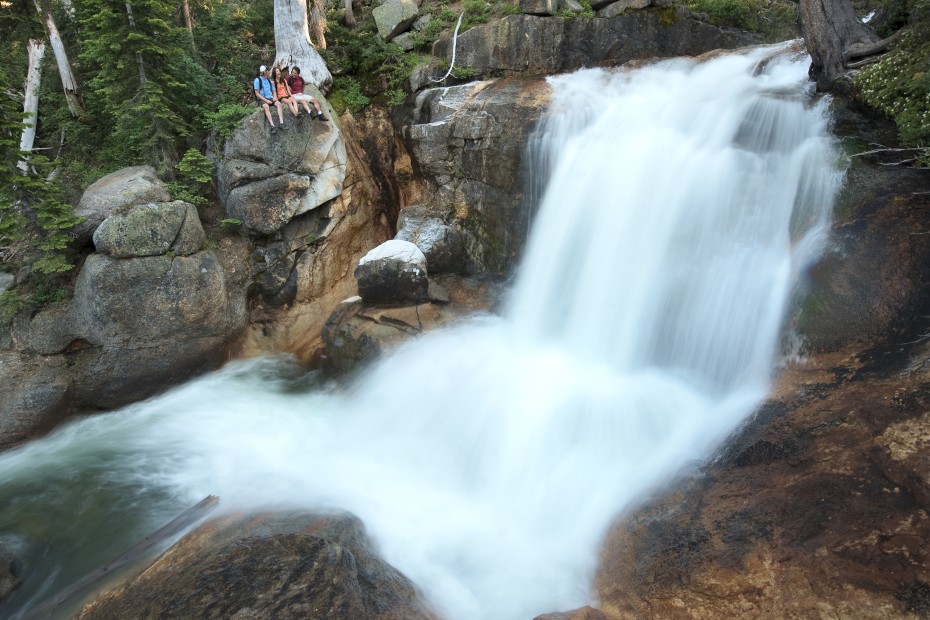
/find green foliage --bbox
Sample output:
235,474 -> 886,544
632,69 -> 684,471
165,147 -> 213,205
462,0 -> 492,30
328,76 -> 371,114
0,81 -> 81,275
0,291 -> 28,326
77,0 -> 202,171
28,270 -> 70,304
220,218 -> 241,227
686,0 -> 798,41
450,65 -> 477,79
853,18 -> 930,163
0,0 -> 43,88
386,88 -> 407,106
202,103 -> 253,140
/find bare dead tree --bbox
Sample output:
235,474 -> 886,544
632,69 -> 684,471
32,0 -> 83,116
19,39 -> 46,171
274,0 -> 332,89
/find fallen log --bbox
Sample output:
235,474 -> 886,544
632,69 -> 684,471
22,495 -> 220,620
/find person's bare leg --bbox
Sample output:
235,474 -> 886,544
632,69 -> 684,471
300,99 -> 312,114
275,101 -> 285,124
289,98 -> 299,117
262,103 -> 275,127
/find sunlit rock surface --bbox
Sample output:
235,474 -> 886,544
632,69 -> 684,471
218,107 -> 345,235
72,165 -> 171,246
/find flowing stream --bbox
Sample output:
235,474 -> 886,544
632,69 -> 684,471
0,43 -> 843,619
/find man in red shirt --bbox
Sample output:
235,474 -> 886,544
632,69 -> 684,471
287,67 -> 328,121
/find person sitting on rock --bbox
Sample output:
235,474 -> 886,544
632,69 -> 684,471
287,67 -> 328,121
273,66 -> 300,122
253,65 -> 285,133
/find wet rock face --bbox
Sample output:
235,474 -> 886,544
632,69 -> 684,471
402,79 -> 551,274
322,274 -> 505,374
595,349 -> 930,619
792,103 -> 930,352
79,512 -> 438,620
0,544 -> 21,604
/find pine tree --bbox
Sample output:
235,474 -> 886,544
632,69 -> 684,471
77,0 -> 212,172
0,76 -> 81,274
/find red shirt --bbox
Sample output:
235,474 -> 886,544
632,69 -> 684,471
287,75 -> 305,95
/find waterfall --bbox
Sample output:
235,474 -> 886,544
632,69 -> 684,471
0,44 -> 843,620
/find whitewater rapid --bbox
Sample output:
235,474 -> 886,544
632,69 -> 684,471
0,43 -> 843,619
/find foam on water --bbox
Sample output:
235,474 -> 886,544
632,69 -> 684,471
0,43 -> 844,619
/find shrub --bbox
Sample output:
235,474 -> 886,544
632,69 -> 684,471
853,22 -> 930,159
329,76 -> 371,113
202,103 -> 254,140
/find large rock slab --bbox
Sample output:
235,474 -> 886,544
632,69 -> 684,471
218,106 -> 346,236
355,240 -> 429,306
322,274 -> 505,374
373,0 -> 418,39
432,12 -> 758,79
395,204 -> 466,274
226,173 -> 312,235
0,351 -> 72,450
92,201 -> 205,258
73,166 -> 171,246
403,79 -> 550,273
593,350 -> 930,619
73,252 -> 228,346
79,511 -> 438,620
521,0 -> 558,16
597,0 -> 652,17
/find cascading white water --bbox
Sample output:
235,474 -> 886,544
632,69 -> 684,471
0,44 -> 843,620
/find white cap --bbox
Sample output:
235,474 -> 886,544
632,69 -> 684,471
259,65 -> 267,72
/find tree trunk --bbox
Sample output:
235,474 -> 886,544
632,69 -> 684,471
33,0 -> 83,116
800,0 -> 880,88
274,0 -> 332,91
344,0 -> 356,27
19,39 -> 46,172
310,0 -> 327,50
125,3 -> 147,85
181,0 -> 195,46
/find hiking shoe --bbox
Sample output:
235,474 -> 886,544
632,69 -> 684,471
316,113 -> 328,122
270,126 -> 277,134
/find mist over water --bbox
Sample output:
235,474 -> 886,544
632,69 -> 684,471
0,44 -> 843,619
